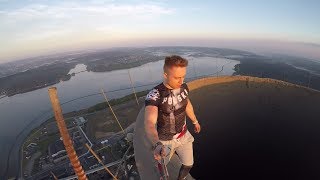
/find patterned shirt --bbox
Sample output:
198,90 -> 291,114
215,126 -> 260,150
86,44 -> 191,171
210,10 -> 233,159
145,82 -> 190,140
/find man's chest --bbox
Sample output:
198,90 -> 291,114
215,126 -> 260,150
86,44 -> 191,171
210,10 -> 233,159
158,88 -> 189,114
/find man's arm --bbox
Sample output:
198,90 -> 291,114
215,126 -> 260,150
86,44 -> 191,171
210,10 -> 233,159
186,99 -> 201,133
186,99 -> 198,123
145,105 -> 166,160
144,105 -> 160,145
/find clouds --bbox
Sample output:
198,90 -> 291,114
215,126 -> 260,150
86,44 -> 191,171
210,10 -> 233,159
0,1 -> 175,61
0,1 -> 320,62
1,2 -> 174,22
0,1 -> 174,40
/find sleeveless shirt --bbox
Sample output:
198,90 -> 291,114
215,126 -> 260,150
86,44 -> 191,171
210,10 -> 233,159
145,82 -> 189,140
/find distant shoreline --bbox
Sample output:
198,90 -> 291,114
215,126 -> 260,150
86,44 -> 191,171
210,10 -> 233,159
3,46 -> 319,98
1,57 -> 164,97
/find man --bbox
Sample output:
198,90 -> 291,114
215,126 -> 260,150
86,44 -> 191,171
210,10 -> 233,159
144,55 -> 201,180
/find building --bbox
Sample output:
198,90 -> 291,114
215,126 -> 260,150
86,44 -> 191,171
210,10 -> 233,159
74,116 -> 87,126
48,139 -> 68,164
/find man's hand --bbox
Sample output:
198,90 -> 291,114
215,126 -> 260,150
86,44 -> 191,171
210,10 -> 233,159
194,122 -> 201,133
153,143 -> 166,161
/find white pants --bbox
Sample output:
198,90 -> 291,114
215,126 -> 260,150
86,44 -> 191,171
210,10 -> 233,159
160,130 -> 194,166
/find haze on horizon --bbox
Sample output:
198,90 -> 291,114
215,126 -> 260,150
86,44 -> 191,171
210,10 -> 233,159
0,0 -> 320,63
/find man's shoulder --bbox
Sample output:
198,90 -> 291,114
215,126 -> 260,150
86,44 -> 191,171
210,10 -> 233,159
145,83 -> 164,103
182,82 -> 188,88
153,82 -> 166,91
182,82 -> 189,92
148,83 -> 166,94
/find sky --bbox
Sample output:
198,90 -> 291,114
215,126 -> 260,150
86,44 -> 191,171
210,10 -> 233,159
0,0 -> 320,63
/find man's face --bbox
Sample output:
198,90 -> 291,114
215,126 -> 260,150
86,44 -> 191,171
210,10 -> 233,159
163,66 -> 187,89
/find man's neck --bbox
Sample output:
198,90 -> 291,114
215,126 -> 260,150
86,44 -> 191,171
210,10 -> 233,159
163,81 -> 183,90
